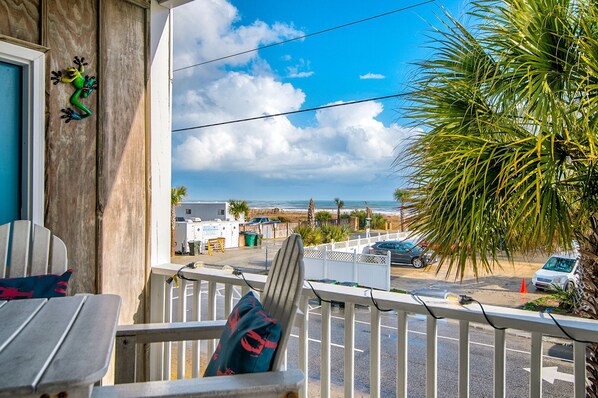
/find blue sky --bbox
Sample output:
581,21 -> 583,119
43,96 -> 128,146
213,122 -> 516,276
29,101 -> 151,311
172,0 -> 465,201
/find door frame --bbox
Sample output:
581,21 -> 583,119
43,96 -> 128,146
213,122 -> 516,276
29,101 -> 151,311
0,41 -> 45,226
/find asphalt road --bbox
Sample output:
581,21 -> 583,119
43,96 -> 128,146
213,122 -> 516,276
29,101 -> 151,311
171,284 -> 574,397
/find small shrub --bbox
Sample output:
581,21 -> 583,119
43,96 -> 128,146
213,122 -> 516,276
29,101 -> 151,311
321,224 -> 351,243
294,224 -> 323,246
315,211 -> 333,222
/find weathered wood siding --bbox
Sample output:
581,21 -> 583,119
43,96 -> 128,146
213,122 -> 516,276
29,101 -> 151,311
98,0 -> 149,324
0,0 -> 40,44
1,0 -> 151,324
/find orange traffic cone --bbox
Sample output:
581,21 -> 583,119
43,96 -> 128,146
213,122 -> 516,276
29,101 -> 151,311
520,278 -> 528,294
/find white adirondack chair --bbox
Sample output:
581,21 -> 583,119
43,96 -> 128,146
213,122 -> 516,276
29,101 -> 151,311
93,233 -> 305,398
0,220 -> 68,278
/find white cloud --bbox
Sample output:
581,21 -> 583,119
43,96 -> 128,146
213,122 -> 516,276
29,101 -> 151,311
286,58 -> 313,79
173,74 -> 417,182
359,73 -> 386,80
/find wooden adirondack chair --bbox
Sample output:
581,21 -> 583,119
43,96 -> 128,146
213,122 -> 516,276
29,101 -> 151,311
93,233 -> 305,398
0,220 -> 68,278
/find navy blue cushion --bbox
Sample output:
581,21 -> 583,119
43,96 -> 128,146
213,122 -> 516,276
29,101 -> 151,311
0,269 -> 72,300
204,291 -> 282,377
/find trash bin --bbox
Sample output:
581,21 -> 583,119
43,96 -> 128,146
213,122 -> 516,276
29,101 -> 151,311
238,232 -> 246,247
188,241 -> 195,255
245,232 -> 256,247
340,281 -> 358,288
193,240 -> 203,255
256,234 -> 263,246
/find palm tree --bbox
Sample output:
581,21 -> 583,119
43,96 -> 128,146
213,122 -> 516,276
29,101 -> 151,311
228,199 -> 249,221
334,197 -> 344,225
307,198 -> 315,227
399,1 -> 598,394
393,189 -> 411,232
171,186 -> 187,256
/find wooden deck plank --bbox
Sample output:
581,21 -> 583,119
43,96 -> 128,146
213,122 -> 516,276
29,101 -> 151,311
0,296 -> 85,396
38,295 -> 121,391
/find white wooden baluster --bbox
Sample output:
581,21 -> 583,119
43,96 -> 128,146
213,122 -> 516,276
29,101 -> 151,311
370,307 -> 381,398
207,281 -> 217,356
164,282 -> 173,380
344,303 -> 355,398
530,332 -> 543,397
149,274 -> 166,381
321,301 -> 331,398
397,311 -> 408,398
298,295 -> 309,398
574,342 -> 587,398
192,280 -> 202,378
426,316 -> 437,398
177,279 -> 188,379
241,285 -> 249,296
459,320 -> 470,398
494,329 -> 506,398
224,284 -> 234,316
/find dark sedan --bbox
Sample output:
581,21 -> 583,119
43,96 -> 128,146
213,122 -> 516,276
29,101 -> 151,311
368,240 -> 432,268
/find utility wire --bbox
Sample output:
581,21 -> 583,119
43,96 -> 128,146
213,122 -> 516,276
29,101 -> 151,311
173,0 -> 435,72
172,92 -> 406,132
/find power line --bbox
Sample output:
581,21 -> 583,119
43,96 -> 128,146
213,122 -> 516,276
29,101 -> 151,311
172,93 -> 407,132
173,0 -> 435,73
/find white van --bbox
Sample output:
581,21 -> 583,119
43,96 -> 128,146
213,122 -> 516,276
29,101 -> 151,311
532,253 -> 578,291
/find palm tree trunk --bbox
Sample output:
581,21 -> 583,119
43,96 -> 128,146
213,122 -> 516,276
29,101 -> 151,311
574,216 -> 598,397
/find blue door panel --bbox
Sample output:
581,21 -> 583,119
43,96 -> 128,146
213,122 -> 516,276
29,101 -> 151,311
0,61 -> 22,224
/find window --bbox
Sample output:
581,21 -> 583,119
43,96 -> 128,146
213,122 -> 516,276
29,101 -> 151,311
185,209 -> 191,214
0,42 -> 45,225
218,210 -> 225,215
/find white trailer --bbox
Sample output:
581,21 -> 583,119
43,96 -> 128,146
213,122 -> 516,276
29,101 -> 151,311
175,220 -> 240,253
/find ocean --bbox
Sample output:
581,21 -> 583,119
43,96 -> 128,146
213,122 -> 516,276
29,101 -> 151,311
246,199 -> 399,215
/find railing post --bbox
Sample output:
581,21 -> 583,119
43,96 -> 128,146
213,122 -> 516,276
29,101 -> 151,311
115,335 -> 137,384
370,307 -> 381,398
321,301 -> 332,398
530,332 -> 542,397
207,281 -> 217,356
177,279 -> 188,379
397,311 -> 408,398
494,329 -> 506,398
459,321 -> 470,398
149,273 -> 166,381
426,316 -> 437,398
192,280 -> 202,378
344,303 -> 355,398
298,295 -> 309,398
574,342 -> 587,398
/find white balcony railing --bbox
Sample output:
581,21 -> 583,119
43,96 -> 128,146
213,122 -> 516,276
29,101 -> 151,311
146,263 -> 598,398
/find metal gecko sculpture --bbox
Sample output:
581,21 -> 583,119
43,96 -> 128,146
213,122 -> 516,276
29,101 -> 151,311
51,56 -> 98,123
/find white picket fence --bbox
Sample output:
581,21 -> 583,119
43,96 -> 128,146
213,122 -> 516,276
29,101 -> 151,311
303,248 -> 391,290
311,230 -> 412,253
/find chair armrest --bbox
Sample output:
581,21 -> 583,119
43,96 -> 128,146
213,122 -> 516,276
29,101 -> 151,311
92,369 -> 304,398
116,320 -> 227,343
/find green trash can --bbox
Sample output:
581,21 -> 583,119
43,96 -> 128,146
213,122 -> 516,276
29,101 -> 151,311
188,241 -> 196,255
245,233 -> 256,247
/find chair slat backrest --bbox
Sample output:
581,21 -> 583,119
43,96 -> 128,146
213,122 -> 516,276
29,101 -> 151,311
261,233 -> 304,371
0,220 -> 68,278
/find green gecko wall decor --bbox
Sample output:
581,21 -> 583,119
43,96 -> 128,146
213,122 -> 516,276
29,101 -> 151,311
51,56 -> 98,123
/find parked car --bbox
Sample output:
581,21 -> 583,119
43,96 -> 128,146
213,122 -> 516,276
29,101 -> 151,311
244,217 -> 280,225
532,253 -> 579,291
367,240 -> 433,268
